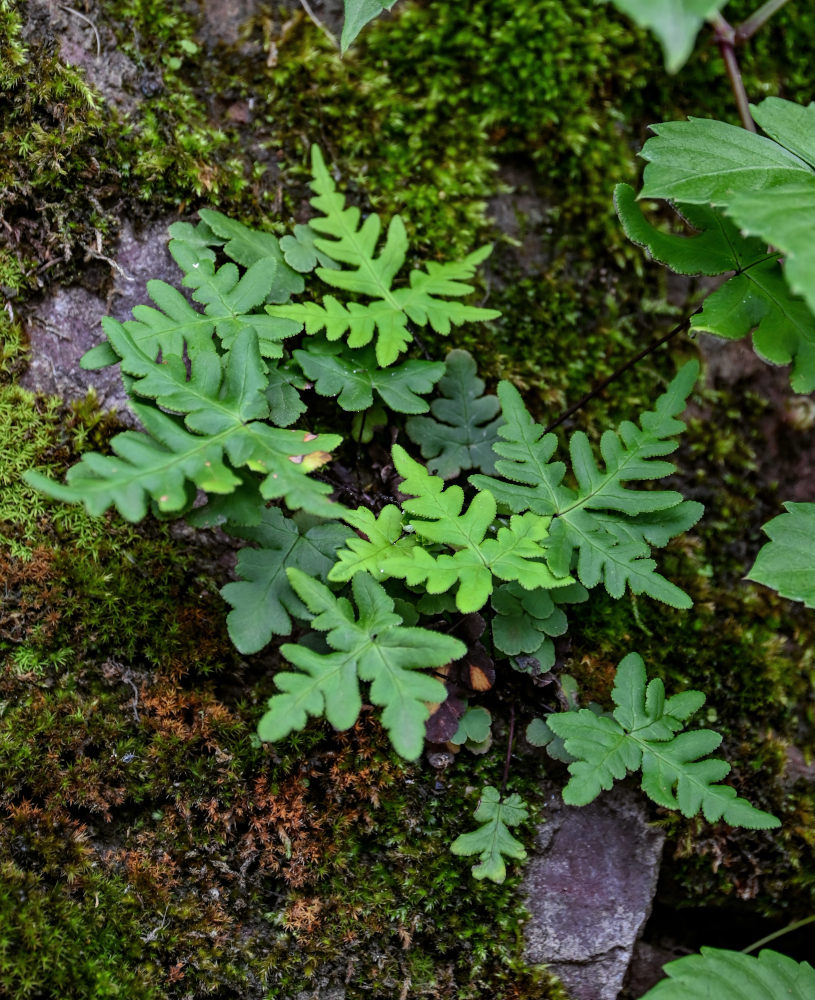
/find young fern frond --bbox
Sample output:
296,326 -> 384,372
450,785 -> 528,883
405,349 -> 503,478
259,569 -> 465,760
266,147 -> 500,366
471,361 -> 703,607
546,653 -> 780,829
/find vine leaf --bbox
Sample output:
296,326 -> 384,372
639,101 -> 815,320
382,445 -> 570,613
617,177 -> 815,394
747,502 -> 815,608
546,653 -> 780,829
341,0 -> 396,52
471,363 -> 702,607
259,570 -> 464,760
640,948 -> 815,1000
266,146 -> 500,366
197,208 -> 305,303
601,0 -> 727,73
405,349 -> 503,478
220,509 -> 354,654
450,785 -> 528,883
294,339 -> 445,413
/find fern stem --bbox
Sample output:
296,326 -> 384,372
543,310 -> 698,434
500,704 -> 516,797
741,914 -> 815,955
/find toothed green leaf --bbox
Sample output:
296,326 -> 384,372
341,0 -> 396,52
641,948 -> 815,1000
748,502 -> 815,608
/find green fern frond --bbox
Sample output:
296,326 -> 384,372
259,569 -> 464,760
546,653 -> 780,829
405,349 -> 503,478
450,785 -> 528,883
266,147 -> 500,366
471,362 -> 703,607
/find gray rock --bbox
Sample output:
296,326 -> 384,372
523,785 -> 664,1000
21,218 -> 180,421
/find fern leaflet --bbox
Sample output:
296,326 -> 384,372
450,785 -> 528,883
471,362 -> 703,607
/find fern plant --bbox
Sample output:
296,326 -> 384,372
23,145 -> 778,891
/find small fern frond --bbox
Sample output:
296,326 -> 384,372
546,653 -> 780,829
450,785 -> 528,883
471,362 -> 702,607
266,147 -> 500,366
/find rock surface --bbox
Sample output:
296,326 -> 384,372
21,218 -> 179,420
523,785 -> 665,1000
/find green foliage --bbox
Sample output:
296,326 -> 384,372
748,502 -> 815,608
341,0 -> 397,52
406,349 -> 503,479
25,327 -> 342,520
641,948 -> 815,1000
491,580 -> 588,668
366,444 -> 569,613
615,185 -> 815,391
546,653 -> 780,828
602,0 -> 727,73
294,339 -> 446,412
220,509 -> 354,653
260,570 -> 465,760
266,147 -> 500,366
472,362 -> 703,607
450,785 -> 528,883
638,99 -> 815,349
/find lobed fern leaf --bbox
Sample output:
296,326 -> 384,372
471,363 -> 702,607
25,328 -> 342,519
294,339 -> 445,413
259,569 -> 464,760
491,580 -> 588,668
380,445 -> 571,612
640,948 -> 815,1000
221,509 -> 354,654
450,785 -> 528,883
546,653 -> 780,828
405,349 -> 503,478
266,147 -> 500,366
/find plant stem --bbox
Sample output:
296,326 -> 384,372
710,15 -> 756,131
500,704 -> 516,797
543,311 -> 698,434
741,914 -> 815,954
737,0 -> 792,41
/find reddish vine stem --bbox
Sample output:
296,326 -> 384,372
710,15 -> 756,132
543,310 -> 699,434
500,704 -> 516,797
736,0 -> 792,41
